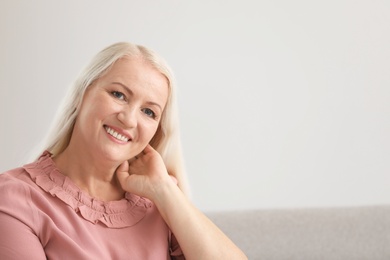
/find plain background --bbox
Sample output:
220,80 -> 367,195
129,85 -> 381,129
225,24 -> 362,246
1,1 -> 389,212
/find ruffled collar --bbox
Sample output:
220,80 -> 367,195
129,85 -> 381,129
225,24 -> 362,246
23,151 -> 152,228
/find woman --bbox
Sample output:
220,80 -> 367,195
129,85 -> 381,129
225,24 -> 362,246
0,42 -> 247,259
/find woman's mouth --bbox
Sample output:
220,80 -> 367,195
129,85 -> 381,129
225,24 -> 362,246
104,125 -> 131,142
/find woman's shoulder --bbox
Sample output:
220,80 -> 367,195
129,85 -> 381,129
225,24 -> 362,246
0,165 -> 43,225
0,166 -> 37,193
0,151 -> 61,199
0,156 -> 55,216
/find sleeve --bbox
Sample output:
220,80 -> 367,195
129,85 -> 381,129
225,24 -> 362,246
0,212 -> 46,259
169,231 -> 186,260
0,175 -> 46,259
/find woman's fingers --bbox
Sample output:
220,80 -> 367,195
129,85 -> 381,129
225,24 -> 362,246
116,145 -> 171,198
116,161 -> 130,188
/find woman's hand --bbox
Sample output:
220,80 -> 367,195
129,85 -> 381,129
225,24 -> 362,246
116,144 -> 174,200
117,145 -> 247,259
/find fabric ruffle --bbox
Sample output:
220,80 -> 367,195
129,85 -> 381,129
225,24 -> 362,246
23,151 -> 152,228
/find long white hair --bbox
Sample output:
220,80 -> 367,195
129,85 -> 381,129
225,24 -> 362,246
34,42 -> 189,194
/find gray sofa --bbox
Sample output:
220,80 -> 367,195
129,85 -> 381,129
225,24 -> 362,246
206,205 -> 390,260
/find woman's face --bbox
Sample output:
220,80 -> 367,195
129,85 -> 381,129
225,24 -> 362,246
71,57 -> 169,163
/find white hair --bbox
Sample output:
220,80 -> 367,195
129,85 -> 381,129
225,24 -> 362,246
32,42 -> 189,194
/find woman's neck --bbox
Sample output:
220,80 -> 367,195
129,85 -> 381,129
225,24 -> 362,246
52,146 -> 125,201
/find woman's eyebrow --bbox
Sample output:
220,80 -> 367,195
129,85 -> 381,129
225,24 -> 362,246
111,81 -> 163,111
112,82 -> 133,96
145,101 -> 163,111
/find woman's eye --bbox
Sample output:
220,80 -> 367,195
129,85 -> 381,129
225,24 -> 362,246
142,108 -> 156,119
111,91 -> 125,100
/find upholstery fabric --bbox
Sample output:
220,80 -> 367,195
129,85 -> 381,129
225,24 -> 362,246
207,206 -> 390,260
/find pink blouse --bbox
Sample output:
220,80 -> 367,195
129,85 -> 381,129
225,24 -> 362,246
0,152 -> 184,259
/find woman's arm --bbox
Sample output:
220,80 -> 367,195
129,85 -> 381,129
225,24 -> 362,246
0,212 -> 46,259
0,179 -> 46,260
116,145 -> 247,260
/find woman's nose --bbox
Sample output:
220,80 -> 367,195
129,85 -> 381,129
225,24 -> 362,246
117,107 -> 138,128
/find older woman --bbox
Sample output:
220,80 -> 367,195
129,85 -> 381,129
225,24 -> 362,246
0,42 -> 247,259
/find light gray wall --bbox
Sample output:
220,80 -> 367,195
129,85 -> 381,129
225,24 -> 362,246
1,1 -> 389,212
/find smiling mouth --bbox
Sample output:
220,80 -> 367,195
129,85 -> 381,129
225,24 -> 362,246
104,126 -> 131,142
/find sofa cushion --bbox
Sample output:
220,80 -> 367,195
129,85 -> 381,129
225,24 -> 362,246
206,205 -> 390,260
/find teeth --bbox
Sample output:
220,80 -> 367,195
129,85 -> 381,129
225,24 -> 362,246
105,126 -> 129,142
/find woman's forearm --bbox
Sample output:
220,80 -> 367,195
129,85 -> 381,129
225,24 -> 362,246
153,182 -> 247,260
